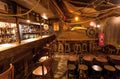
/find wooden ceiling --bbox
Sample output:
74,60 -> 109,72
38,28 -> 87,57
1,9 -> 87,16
51,0 -> 120,22
11,0 -> 120,22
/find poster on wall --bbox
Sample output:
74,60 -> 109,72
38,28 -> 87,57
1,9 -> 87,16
98,32 -> 104,46
53,22 -> 59,31
0,1 -> 8,13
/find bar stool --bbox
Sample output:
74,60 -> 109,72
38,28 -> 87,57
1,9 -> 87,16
32,58 -> 53,79
0,63 -> 14,79
82,43 -> 88,53
64,43 -> 70,53
67,55 -> 79,79
115,65 -> 120,79
78,64 -> 88,79
67,55 -> 79,65
58,42 -> 64,53
83,55 -> 94,76
92,65 -> 103,79
104,65 -> 116,79
67,64 -> 77,79
95,55 -> 108,66
74,43 -> 81,54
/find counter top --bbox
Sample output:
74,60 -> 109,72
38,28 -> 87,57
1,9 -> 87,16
0,35 -> 50,52
0,34 -> 56,61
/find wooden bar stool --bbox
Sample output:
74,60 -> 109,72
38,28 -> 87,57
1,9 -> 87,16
67,64 -> 77,79
67,55 -> 79,65
74,43 -> 81,54
67,55 -> 79,79
64,43 -> 70,53
91,65 -> 103,79
95,55 -> 108,66
104,65 -> 116,79
115,65 -> 120,79
82,43 -> 88,53
78,64 -> 88,79
32,58 -> 53,79
0,63 -> 14,79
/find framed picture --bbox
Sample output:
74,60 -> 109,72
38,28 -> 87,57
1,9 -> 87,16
53,22 -> 59,31
0,1 -> 8,13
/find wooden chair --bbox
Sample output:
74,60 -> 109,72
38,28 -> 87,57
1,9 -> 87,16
0,64 -> 14,79
64,43 -> 70,53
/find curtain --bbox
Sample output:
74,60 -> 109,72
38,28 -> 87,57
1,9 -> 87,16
104,17 -> 120,46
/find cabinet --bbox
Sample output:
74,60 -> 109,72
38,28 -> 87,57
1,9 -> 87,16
0,22 -> 17,44
19,24 -> 41,40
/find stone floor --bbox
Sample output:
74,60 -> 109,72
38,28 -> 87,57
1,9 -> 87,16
53,54 -> 69,79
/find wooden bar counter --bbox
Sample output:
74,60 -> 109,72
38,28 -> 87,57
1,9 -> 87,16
0,34 -> 56,79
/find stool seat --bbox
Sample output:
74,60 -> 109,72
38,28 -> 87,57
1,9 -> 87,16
104,65 -> 116,71
33,66 -> 47,76
79,64 -> 88,71
109,55 -> 120,61
115,65 -> 120,70
83,55 -> 94,61
95,57 -> 108,63
92,65 -> 102,72
39,56 -> 49,62
68,55 -> 78,62
68,64 -> 76,70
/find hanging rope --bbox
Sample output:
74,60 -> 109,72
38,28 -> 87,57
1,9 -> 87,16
0,0 -> 41,17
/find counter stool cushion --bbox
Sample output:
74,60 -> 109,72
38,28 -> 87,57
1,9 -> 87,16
32,66 -> 47,76
68,64 -> 76,70
104,65 -> 116,72
39,56 -> 49,63
78,64 -> 88,71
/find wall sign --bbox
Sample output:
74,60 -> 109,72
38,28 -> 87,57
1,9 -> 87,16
98,32 -> 104,46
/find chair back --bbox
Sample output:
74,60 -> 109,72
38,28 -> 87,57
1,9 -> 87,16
0,64 -> 14,79
42,58 -> 53,72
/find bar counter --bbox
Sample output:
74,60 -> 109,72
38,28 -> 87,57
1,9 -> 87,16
0,34 -> 56,79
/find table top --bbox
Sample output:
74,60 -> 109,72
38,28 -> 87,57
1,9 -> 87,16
109,55 -> 120,61
92,65 -> 103,71
83,55 -> 95,61
78,64 -> 88,70
104,65 -> 116,71
115,65 -> 120,70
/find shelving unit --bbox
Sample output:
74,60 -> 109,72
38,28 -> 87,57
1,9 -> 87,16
0,22 -> 17,44
19,23 -> 41,40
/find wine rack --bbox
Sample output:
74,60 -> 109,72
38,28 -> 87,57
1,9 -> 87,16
0,22 -> 17,44
20,24 -> 40,40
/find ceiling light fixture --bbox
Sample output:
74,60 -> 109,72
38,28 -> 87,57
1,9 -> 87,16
75,16 -> 79,21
